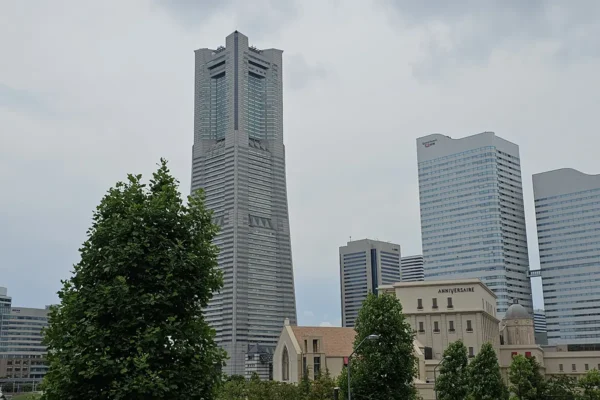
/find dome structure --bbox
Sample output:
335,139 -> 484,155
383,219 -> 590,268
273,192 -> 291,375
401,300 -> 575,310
504,302 -> 532,320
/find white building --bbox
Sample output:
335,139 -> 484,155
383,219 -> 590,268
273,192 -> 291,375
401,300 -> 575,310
401,255 -> 424,282
416,132 -> 532,316
191,31 -> 297,374
339,239 -> 401,327
533,168 -> 600,345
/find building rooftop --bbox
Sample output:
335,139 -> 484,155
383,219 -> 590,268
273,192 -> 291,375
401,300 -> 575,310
504,302 -> 531,320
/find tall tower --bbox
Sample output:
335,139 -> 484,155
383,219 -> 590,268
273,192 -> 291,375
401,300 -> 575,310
401,255 -> 424,282
191,32 -> 297,375
533,168 -> 600,345
339,239 -> 401,327
416,132 -> 532,316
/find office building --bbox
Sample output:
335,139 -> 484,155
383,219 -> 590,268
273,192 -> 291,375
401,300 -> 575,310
190,31 -> 297,375
0,298 -> 49,383
401,255 -> 425,282
534,309 -> 548,345
416,132 -> 532,316
533,168 -> 600,345
339,239 -> 401,327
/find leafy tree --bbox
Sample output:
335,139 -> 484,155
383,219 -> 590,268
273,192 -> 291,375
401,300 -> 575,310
42,160 -> 226,400
338,293 -> 418,400
543,375 -> 578,400
579,369 -> 600,400
469,342 -> 508,400
510,355 -> 536,400
309,369 -> 335,400
526,356 -> 545,400
435,340 -> 469,400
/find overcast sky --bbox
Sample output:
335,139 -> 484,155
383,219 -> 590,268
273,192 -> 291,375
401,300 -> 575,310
1,1 -> 599,327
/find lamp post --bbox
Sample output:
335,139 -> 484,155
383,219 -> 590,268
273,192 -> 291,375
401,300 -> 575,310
347,334 -> 379,400
433,357 -> 446,400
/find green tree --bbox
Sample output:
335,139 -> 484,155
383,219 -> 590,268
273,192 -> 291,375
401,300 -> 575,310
543,375 -> 577,400
309,369 -> 335,400
526,356 -> 545,400
579,369 -> 600,400
42,160 -> 226,400
435,340 -> 469,400
338,293 -> 417,400
509,355 -> 536,400
469,342 -> 508,400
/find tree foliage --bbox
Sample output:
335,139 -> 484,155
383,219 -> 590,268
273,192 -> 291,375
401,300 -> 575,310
579,369 -> 600,400
338,293 -> 417,400
42,160 -> 226,400
510,355 -> 536,400
526,356 -> 545,400
216,374 -> 335,400
435,340 -> 469,400
468,342 -> 508,400
544,375 -> 578,400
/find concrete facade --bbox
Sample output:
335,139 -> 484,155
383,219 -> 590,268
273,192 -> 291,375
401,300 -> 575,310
417,132 -> 533,316
191,31 -> 297,375
380,279 -> 500,362
0,303 -> 49,383
533,168 -> 600,345
401,254 -> 425,282
339,239 -> 401,327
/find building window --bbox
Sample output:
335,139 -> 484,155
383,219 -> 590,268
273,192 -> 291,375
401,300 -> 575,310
304,340 -> 308,353
434,321 -> 440,333
466,320 -> 473,332
313,339 -> 318,353
586,364 -> 589,371
314,356 -> 321,377
303,356 -> 307,375
282,347 -> 289,381
447,297 -> 453,308
469,347 -> 474,358
572,364 -> 577,372
418,299 -> 423,309
449,321 -> 455,332
432,298 -> 438,309
419,322 -> 425,333
559,364 -> 563,372
525,352 -> 531,358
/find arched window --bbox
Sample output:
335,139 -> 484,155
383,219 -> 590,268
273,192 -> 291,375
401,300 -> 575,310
282,346 -> 289,381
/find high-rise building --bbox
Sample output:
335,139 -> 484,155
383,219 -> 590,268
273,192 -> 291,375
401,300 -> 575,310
401,255 -> 424,282
533,168 -> 600,345
190,32 -> 297,375
417,132 -> 532,316
0,295 -> 49,383
339,239 -> 401,327
534,309 -> 548,345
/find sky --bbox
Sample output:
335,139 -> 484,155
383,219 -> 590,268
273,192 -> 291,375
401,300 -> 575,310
1,1 -> 600,328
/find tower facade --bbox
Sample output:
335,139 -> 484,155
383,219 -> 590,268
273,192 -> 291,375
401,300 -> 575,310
533,168 -> 600,345
191,32 -> 297,375
417,132 -> 532,316
401,255 -> 425,282
339,239 -> 401,327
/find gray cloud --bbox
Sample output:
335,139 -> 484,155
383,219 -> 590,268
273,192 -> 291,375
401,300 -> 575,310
379,0 -> 600,78
285,54 -> 329,90
0,83 -> 51,115
154,0 -> 299,39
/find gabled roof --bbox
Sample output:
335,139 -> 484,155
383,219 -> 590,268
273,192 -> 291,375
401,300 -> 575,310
290,326 -> 356,357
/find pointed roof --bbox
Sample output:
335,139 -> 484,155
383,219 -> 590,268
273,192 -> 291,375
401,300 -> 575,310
289,326 -> 356,357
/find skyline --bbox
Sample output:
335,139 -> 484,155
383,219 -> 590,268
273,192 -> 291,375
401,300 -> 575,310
3,1 -> 600,328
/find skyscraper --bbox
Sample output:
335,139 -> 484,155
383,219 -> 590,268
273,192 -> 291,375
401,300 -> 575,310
533,168 -> 600,345
191,32 -> 297,375
339,239 -> 401,327
417,132 -> 532,316
401,255 -> 424,282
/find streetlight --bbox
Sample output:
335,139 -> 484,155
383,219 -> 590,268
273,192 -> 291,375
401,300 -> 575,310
347,334 -> 380,400
433,357 -> 446,400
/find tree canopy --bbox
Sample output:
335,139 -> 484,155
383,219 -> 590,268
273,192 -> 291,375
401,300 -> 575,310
468,342 -> 508,400
338,293 -> 417,400
435,340 -> 469,400
42,160 -> 226,400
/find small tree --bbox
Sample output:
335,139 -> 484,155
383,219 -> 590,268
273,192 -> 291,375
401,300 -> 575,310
435,340 -> 469,400
42,160 -> 226,400
309,369 -> 335,400
579,369 -> 600,400
544,375 -> 578,400
509,355 -> 536,400
338,293 -> 418,400
526,356 -> 545,400
469,342 -> 508,400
